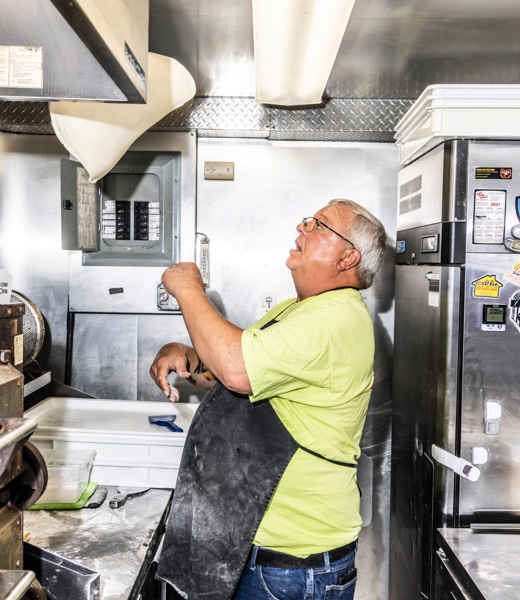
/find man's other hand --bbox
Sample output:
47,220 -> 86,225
162,262 -> 204,299
150,343 -> 191,402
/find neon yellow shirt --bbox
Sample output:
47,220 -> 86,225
241,288 -> 374,557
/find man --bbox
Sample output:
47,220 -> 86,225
150,199 -> 386,600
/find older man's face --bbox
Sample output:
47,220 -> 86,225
286,204 -> 355,278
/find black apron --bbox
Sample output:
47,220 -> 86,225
157,303 -> 356,600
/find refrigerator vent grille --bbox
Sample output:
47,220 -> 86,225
399,175 -> 423,215
399,194 -> 422,215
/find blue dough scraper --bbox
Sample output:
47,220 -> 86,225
148,414 -> 183,433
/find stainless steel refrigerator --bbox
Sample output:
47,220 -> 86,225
390,140 -> 520,600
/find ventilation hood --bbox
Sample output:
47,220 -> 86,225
0,0 -> 149,103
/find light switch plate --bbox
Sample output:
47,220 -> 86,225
204,161 -> 234,180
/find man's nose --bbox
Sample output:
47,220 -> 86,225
296,221 -> 305,234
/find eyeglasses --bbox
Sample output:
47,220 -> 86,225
301,217 -> 356,250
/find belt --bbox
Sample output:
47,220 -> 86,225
252,541 -> 357,569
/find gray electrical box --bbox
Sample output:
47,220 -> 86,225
61,152 -> 181,267
61,162 -> 100,252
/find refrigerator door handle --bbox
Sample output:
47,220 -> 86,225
431,445 -> 481,482
425,272 -> 440,280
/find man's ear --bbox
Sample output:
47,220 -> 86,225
337,250 -> 361,272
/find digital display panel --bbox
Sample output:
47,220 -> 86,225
421,234 -> 438,252
483,304 -> 506,324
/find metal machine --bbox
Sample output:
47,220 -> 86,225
390,140 -> 520,600
0,300 -> 48,600
0,294 -> 102,600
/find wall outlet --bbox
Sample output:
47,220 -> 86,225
261,292 -> 277,310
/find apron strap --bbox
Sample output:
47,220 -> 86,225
260,300 -> 357,470
296,443 -> 357,468
259,302 -> 296,330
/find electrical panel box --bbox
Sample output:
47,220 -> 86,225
67,131 -> 196,314
61,152 -> 181,267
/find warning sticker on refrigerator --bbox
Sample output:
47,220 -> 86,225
473,190 -> 506,244
476,167 -> 512,179
505,262 -> 520,288
471,274 -> 503,298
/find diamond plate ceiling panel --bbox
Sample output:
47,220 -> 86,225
154,97 -> 270,132
271,99 -> 413,134
0,97 -> 412,141
0,101 -> 54,134
269,130 -> 397,143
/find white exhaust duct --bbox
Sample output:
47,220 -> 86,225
49,53 -> 196,183
253,0 -> 356,106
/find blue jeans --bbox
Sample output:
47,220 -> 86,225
234,545 -> 357,600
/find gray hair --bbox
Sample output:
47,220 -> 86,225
328,199 -> 387,289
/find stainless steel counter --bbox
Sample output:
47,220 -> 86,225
24,487 -> 172,600
437,528 -> 520,600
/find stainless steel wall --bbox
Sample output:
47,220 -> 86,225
0,133 -> 397,599
0,134 -> 69,380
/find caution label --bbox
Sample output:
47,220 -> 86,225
0,46 -> 43,89
476,167 -> 512,179
471,274 -> 503,298
13,334 -> 23,366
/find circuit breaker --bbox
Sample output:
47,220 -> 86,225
61,151 -> 181,267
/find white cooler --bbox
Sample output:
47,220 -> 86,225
25,397 -> 199,488
395,84 -> 520,165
